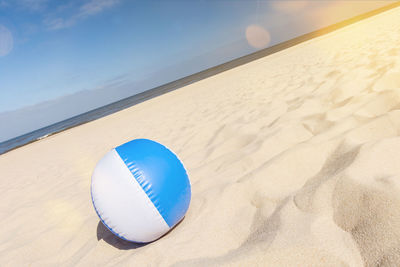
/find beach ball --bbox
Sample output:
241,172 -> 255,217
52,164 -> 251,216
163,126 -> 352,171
91,139 -> 191,243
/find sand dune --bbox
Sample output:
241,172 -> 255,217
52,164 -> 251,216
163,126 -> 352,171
1,6 -> 400,266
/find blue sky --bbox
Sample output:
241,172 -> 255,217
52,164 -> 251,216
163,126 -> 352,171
1,0 -> 257,112
0,0 -> 395,141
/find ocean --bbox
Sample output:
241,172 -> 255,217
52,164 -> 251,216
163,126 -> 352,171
0,75 -> 198,155
1,2 -> 398,155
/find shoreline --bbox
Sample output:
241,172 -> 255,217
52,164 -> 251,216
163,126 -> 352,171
1,0 -> 399,156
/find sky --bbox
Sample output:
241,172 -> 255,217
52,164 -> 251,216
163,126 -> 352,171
0,0 -> 396,142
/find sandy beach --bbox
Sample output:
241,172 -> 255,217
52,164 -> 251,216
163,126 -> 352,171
1,5 -> 400,266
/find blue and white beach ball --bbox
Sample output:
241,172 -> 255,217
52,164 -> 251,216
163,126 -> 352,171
91,139 -> 191,243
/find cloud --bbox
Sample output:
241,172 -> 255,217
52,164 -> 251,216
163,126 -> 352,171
18,0 -> 48,11
0,25 -> 13,57
44,0 -> 119,30
44,17 -> 74,30
0,1 -> 9,8
0,0 -> 45,10
79,0 -> 119,16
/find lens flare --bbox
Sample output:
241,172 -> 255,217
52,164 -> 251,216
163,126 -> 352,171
0,25 -> 13,57
45,199 -> 84,234
245,24 -> 271,49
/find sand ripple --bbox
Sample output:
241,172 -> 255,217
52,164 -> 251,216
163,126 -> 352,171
1,6 -> 400,267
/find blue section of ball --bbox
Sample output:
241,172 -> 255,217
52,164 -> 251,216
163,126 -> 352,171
115,139 -> 191,228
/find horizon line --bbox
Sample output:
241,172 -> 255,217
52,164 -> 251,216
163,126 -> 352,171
1,1 -> 400,155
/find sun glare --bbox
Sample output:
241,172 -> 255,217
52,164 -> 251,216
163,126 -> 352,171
271,1 -> 309,13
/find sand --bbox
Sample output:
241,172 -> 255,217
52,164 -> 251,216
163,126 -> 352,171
1,6 -> 400,267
